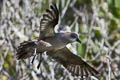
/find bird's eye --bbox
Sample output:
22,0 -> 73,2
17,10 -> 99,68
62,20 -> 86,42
71,33 -> 77,39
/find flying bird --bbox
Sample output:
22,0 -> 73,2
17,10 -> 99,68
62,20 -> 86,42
16,3 -> 98,77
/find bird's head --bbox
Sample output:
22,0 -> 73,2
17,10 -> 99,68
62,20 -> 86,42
69,33 -> 81,43
58,32 -> 81,44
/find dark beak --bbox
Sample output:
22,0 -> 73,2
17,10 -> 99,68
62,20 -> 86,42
76,38 -> 81,43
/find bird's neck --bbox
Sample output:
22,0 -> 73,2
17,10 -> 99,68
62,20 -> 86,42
55,33 -> 71,44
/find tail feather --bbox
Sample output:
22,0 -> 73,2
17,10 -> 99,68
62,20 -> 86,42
16,41 -> 37,59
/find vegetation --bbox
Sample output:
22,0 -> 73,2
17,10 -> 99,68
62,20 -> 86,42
0,0 -> 120,80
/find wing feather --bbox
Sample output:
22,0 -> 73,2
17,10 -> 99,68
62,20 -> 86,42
47,47 -> 98,77
39,4 -> 59,39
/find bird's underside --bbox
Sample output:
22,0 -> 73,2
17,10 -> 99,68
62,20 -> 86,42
16,3 -> 99,78
16,40 -> 98,77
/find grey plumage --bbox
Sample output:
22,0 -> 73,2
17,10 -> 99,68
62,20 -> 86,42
16,3 -> 98,77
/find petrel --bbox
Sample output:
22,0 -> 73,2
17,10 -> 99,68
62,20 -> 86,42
16,3 -> 98,77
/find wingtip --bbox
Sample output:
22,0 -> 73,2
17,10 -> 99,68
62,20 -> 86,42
51,2 -> 56,6
50,3 -> 58,12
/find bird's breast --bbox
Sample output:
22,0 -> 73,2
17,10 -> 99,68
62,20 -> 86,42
37,37 -> 67,52
45,37 -> 67,50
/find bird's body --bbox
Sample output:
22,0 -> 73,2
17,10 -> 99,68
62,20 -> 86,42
16,3 -> 99,77
36,33 -> 70,52
17,32 -> 75,59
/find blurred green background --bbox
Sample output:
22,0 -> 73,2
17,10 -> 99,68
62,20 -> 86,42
0,0 -> 120,80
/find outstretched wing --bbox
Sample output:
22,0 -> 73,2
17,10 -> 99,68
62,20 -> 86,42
39,3 -> 59,40
48,47 -> 98,77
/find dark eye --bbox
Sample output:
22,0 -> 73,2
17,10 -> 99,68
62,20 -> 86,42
71,33 -> 77,38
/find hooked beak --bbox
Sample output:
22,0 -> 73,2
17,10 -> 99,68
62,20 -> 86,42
76,38 -> 81,43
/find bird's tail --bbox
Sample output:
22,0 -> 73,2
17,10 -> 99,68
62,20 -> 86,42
16,41 -> 37,59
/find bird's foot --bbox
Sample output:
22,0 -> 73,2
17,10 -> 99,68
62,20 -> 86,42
31,48 -> 37,64
31,55 -> 36,64
37,53 -> 42,69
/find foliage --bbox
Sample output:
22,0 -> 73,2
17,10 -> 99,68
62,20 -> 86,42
0,0 -> 120,80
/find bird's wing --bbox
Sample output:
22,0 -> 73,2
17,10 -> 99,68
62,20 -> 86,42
39,3 -> 59,40
48,47 -> 98,77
